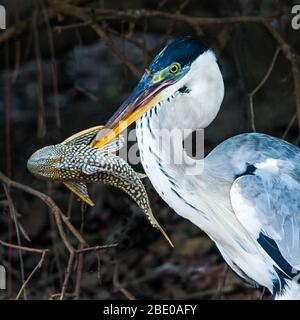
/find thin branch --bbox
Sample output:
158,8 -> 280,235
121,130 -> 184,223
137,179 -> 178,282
0,171 -> 93,299
33,8 -> 46,138
248,47 -> 281,132
0,239 -> 46,254
113,261 -> 136,300
264,22 -> 300,131
74,85 -> 99,102
103,26 -> 153,57
0,4 -> 282,47
53,3 -> 282,79
0,171 -> 85,255
76,243 -> 118,253
16,251 -> 47,300
60,251 -> 75,300
282,113 -> 297,140
4,40 -> 13,298
53,4 -> 280,27
54,4 -> 141,78
47,182 -> 64,285
41,0 -> 61,128
249,47 -> 281,96
0,239 -> 48,300
12,40 -> 21,83
0,6 -> 57,45
3,185 -> 27,299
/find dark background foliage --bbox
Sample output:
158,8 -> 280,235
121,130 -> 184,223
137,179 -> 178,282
0,0 -> 299,299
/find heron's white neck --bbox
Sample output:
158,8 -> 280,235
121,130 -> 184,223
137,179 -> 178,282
147,50 -> 224,135
136,50 -> 224,222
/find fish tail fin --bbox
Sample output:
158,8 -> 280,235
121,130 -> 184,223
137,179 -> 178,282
148,212 -> 174,248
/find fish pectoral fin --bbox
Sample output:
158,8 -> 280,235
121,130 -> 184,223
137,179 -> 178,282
146,211 -> 174,248
153,222 -> 174,248
63,182 -> 95,206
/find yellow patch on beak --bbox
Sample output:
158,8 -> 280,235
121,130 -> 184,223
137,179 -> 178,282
90,94 -> 161,148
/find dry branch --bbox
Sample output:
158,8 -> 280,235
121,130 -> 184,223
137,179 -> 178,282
53,4 -> 279,26
33,8 -> 47,138
0,171 -> 118,299
41,0 -> 61,128
248,47 -> 281,132
15,251 -> 47,300
264,22 -> 300,131
0,239 -> 48,300
0,171 -> 83,298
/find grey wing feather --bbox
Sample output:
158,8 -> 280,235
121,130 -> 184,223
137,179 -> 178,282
230,169 -> 300,268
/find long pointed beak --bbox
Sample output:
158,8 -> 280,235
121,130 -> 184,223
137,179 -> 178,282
90,80 -> 172,148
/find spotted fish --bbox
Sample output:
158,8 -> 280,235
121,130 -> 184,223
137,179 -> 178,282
27,126 -> 173,247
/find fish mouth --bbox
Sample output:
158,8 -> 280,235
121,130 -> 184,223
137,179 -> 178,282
27,146 -> 56,180
27,154 -> 42,176
27,158 -> 47,180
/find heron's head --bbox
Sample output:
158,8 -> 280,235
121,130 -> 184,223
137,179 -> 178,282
92,36 -> 224,147
27,145 -> 67,181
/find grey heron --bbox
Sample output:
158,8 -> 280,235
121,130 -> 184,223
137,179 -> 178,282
91,36 -> 300,299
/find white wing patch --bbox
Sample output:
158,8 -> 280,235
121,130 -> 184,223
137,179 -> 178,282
231,177 -> 269,239
230,165 -> 300,268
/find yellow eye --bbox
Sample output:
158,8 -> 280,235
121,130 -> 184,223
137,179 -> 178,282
169,63 -> 180,74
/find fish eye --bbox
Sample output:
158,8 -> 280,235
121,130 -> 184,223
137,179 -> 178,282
169,63 -> 181,74
37,159 -> 45,165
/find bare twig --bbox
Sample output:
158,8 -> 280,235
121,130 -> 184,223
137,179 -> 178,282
248,47 -> 280,132
282,113 -> 297,140
113,261 -> 136,300
74,249 -> 84,299
264,22 -> 300,131
16,251 -> 47,300
54,4 -> 141,78
76,243 -> 118,254
47,182 -> 64,286
60,251 -> 75,299
12,40 -> 21,83
0,171 -> 87,299
0,6 -> 57,45
0,239 -> 46,254
74,85 -> 99,102
4,40 -> 13,298
33,8 -> 46,138
0,3 -> 282,47
73,204 -> 86,299
53,4 -> 280,27
249,47 -> 281,96
103,26 -> 153,57
3,185 -> 27,299
0,239 -> 48,300
41,0 -> 61,128
52,4 -> 282,81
